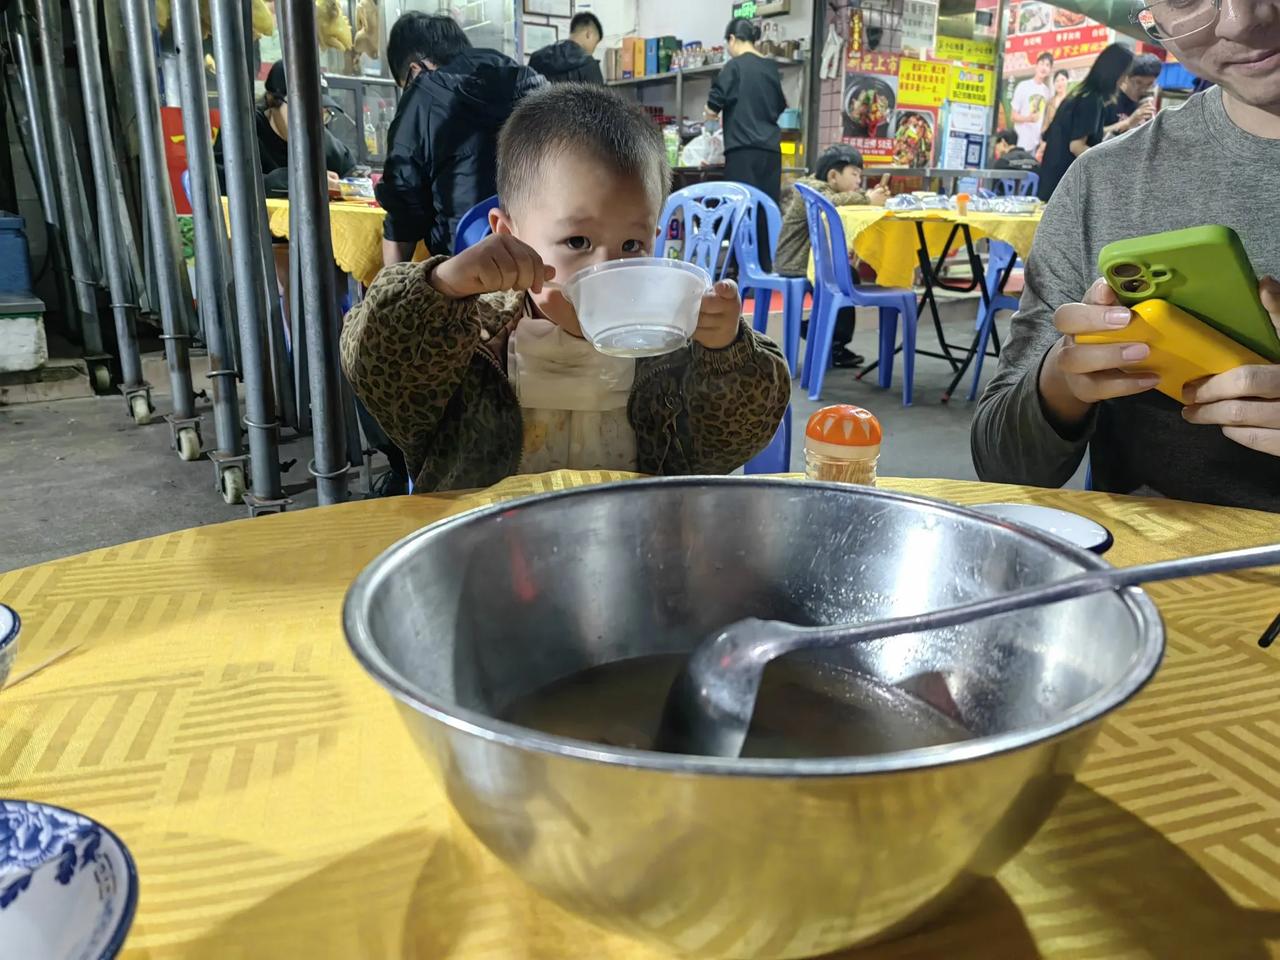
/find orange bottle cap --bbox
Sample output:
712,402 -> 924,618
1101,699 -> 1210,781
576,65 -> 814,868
805,404 -> 883,446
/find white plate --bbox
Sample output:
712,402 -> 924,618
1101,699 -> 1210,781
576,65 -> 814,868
974,503 -> 1114,555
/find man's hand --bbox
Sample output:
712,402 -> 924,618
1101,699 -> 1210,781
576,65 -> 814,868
429,234 -> 555,300
694,279 -> 742,350
1128,98 -> 1156,129
1038,278 -> 1160,430
1181,277 -> 1280,456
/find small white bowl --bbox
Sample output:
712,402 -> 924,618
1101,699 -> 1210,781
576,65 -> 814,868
0,604 -> 17,692
561,257 -> 711,358
0,800 -> 138,959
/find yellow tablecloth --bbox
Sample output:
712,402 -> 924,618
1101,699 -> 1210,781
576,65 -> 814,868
2,472 -> 1279,959
220,197 -> 426,288
809,208 -> 1043,290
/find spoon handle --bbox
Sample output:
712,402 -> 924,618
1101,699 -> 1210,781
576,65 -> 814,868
786,542 -> 1280,653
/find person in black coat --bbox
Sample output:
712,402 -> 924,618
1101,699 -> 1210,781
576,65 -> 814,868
528,12 -> 604,85
379,13 -> 544,263
213,60 -> 356,195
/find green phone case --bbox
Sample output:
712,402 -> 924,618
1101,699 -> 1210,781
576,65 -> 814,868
1099,226 -> 1280,362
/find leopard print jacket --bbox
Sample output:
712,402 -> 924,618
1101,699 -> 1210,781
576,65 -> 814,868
340,256 -> 791,492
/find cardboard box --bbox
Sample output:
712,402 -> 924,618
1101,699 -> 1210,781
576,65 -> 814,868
658,35 -> 680,73
621,40 -> 634,78
645,38 -> 659,76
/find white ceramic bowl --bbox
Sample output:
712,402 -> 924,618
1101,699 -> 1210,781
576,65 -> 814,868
0,604 -> 17,692
0,800 -> 138,959
561,257 -> 711,358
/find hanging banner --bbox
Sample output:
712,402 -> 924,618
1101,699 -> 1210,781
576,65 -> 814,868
1005,1 -> 1111,73
898,58 -> 951,107
901,0 -> 939,56
949,64 -> 996,105
934,35 -> 997,67
843,53 -> 901,166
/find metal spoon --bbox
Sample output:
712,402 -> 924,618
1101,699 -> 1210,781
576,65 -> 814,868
653,542 -> 1280,758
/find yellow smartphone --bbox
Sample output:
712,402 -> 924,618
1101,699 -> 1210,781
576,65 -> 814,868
1076,299 -> 1267,402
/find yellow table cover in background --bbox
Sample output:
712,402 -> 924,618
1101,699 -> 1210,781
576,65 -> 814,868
2,471 -> 1279,959
807,208 -> 1042,290
220,198 -> 426,288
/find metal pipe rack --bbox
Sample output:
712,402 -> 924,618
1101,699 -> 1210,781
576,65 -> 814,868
208,0 -> 287,514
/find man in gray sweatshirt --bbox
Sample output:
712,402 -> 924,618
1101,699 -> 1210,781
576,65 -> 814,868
972,3 -> 1280,512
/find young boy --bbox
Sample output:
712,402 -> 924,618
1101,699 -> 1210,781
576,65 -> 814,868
775,144 -> 888,368
342,84 -> 790,493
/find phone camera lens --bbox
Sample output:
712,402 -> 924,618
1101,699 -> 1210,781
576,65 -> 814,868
1121,279 -> 1147,294
1112,263 -> 1142,279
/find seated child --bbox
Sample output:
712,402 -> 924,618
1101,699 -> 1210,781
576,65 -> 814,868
775,145 -> 889,368
341,84 -> 791,493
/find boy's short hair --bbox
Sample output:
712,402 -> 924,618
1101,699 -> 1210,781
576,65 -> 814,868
816,144 -> 864,182
1128,53 -> 1164,80
1037,51 -> 1055,66
570,12 -> 603,37
388,12 -> 471,85
994,129 -> 1018,147
498,84 -> 671,217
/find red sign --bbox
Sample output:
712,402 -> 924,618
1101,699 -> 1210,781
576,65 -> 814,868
1004,1 -> 1110,73
847,50 -> 902,76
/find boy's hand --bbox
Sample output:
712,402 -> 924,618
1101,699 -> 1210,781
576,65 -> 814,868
867,183 -> 891,206
694,280 -> 743,350
1038,278 -> 1158,431
430,234 -> 555,300
1181,277 -> 1280,457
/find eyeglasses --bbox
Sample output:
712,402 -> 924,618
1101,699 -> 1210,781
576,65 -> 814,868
1131,0 -> 1221,42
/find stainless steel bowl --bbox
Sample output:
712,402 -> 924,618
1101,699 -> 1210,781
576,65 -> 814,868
345,479 -> 1163,959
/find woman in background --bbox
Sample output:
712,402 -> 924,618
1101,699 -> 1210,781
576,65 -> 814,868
1037,44 -> 1133,201
1040,69 -> 1071,149
705,17 -> 787,204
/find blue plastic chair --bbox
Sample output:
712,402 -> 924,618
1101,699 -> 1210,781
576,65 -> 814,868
453,195 -> 500,254
656,182 -> 752,280
744,405 -> 792,475
795,183 -> 920,405
1000,172 -> 1040,197
967,240 -> 1021,401
731,185 -> 808,378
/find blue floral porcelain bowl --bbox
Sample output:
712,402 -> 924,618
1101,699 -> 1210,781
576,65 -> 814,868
0,603 -> 17,691
0,800 -> 138,959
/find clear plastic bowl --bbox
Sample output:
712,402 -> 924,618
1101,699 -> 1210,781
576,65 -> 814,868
560,257 -> 711,358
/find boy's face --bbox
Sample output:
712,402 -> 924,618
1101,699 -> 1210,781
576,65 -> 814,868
1035,57 -> 1053,82
827,164 -> 863,194
492,152 -> 658,338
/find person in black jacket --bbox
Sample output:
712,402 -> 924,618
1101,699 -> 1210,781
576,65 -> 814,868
706,18 -> 787,204
213,60 -> 356,194
379,13 -> 545,264
528,12 -> 604,85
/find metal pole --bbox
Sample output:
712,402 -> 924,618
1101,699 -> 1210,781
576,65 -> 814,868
66,0 -> 152,424
121,0 -> 202,460
5,2 -> 77,335
171,0 -> 249,503
280,0 -> 349,505
29,0 -> 109,379
208,0 -> 286,513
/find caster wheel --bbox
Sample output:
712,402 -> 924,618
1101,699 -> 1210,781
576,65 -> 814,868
220,467 -> 246,505
93,364 -> 111,393
177,427 -> 201,461
129,394 -> 153,425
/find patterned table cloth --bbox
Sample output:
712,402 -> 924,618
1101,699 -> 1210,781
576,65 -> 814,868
1,471 -> 1278,959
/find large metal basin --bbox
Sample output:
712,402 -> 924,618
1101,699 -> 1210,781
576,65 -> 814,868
344,479 -> 1163,958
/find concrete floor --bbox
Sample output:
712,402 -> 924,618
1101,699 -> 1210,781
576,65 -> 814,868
2,304 -> 1058,572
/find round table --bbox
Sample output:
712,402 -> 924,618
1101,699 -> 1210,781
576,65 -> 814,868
807,208 -> 1042,290
2,472 -> 1279,959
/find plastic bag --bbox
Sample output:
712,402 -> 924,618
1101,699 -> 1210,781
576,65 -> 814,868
680,130 -> 725,168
